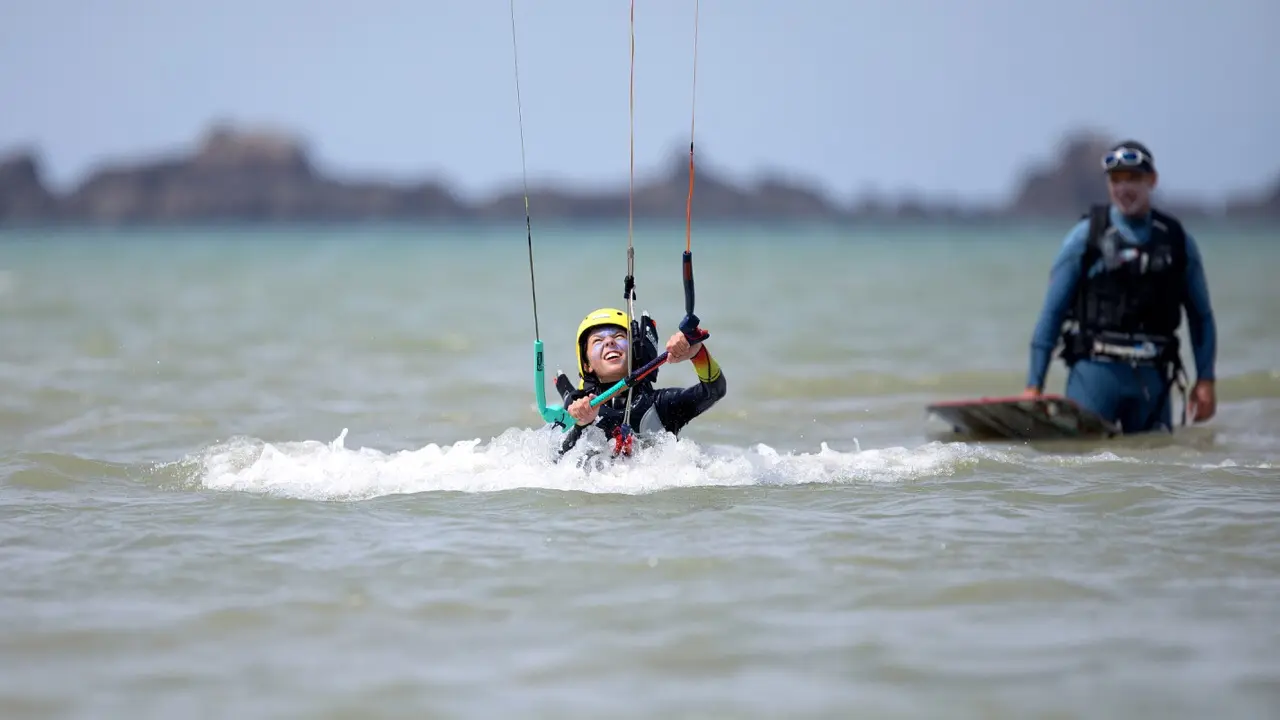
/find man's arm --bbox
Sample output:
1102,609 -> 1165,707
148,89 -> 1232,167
654,345 -> 726,434
1181,230 -> 1217,383
1026,219 -> 1090,392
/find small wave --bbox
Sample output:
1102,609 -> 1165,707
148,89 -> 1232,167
3,451 -> 132,490
154,426 -> 1030,502
150,424 -> 1274,503
1217,370 -> 1280,400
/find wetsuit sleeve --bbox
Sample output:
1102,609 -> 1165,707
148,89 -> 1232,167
653,345 -> 727,434
1181,230 -> 1217,382
1026,219 -> 1089,391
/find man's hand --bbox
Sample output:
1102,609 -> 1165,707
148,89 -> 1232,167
665,331 -> 702,364
568,394 -> 599,426
1189,379 -> 1216,422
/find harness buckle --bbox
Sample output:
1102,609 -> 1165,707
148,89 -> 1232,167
1086,331 -> 1174,366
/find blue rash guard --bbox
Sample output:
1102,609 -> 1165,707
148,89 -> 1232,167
1026,205 -> 1217,433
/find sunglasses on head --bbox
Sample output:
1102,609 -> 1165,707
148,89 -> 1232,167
1102,147 -> 1152,171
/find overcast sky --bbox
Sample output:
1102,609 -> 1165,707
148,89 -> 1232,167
2,0 -> 1276,204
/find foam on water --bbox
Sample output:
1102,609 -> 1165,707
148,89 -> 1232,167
161,424 -> 1279,503
166,425 -> 1024,501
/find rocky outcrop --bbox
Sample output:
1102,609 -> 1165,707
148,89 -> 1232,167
44,124 -> 467,224
1003,131 -> 1231,221
0,151 -> 59,222
1007,132 -> 1115,218
1224,176 -> 1280,220
1,123 -> 1276,225
473,150 -> 840,221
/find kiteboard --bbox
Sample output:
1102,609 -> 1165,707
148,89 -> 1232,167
926,394 -> 1119,441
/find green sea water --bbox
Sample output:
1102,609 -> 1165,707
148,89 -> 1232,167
1,221 -> 1277,719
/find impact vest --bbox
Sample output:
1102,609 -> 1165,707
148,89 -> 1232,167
1060,204 -> 1188,367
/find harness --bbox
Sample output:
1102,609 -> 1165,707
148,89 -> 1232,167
555,373 -> 662,458
1058,204 -> 1191,428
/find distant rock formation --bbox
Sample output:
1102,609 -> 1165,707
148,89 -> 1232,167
1007,132 -> 1114,218
1224,176 -> 1280,220
1,123 -> 1276,226
19,124 -> 469,225
471,150 -> 843,222
0,150 -> 58,222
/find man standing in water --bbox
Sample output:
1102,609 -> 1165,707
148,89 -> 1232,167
1023,140 -> 1218,433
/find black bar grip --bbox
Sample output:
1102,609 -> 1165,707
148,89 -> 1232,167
682,251 -> 695,316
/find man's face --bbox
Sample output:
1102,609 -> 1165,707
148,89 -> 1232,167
1107,169 -> 1157,216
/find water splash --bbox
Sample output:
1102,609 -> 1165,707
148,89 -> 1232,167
160,426 -> 1010,502
148,420 -> 1279,503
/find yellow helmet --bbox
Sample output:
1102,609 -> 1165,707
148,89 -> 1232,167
575,307 -> 630,379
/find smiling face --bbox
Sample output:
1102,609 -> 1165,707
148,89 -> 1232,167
1107,168 -> 1158,218
584,325 -> 629,384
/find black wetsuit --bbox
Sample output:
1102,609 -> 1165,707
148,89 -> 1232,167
555,345 -> 727,457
